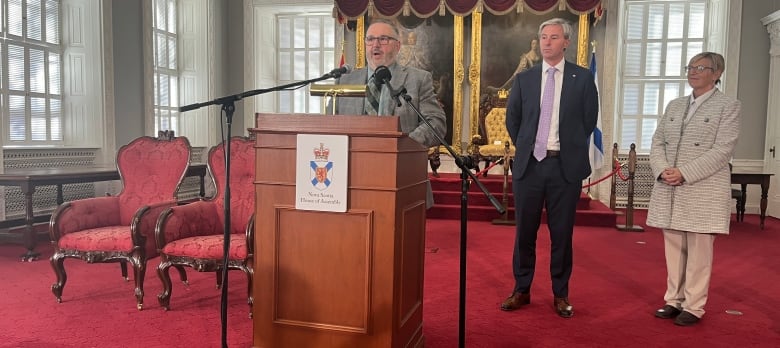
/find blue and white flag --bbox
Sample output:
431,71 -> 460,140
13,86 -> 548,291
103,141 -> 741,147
589,51 -> 604,171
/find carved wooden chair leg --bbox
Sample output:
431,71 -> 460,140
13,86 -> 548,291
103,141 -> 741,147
50,252 -> 67,303
428,147 -> 441,178
173,265 -> 189,285
469,135 -> 484,175
246,267 -> 254,319
133,260 -> 146,310
157,261 -> 174,310
120,260 -> 128,281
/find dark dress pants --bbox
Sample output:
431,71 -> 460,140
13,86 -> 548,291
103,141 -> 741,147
511,155 -> 581,297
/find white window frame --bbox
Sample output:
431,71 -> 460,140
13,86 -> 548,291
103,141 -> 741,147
275,12 -> 336,114
1,0 -> 63,146
143,0 -> 215,148
0,0 -> 109,152
151,0 -> 178,136
614,0 -> 737,153
244,1 -> 335,127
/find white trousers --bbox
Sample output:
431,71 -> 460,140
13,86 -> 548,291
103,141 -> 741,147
662,228 -> 716,318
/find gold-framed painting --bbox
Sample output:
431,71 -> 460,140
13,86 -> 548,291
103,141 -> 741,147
469,11 -> 589,144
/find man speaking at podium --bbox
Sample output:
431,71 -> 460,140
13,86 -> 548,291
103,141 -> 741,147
328,18 -> 446,208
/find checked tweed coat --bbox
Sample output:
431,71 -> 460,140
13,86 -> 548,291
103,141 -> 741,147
330,64 -> 447,149
646,89 -> 741,234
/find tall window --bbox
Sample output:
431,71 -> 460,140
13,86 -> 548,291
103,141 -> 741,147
152,0 -> 178,135
1,0 -> 62,145
276,13 -> 335,114
618,0 -> 707,152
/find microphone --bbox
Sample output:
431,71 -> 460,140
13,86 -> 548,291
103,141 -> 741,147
373,65 -> 392,87
327,64 -> 352,79
372,65 -> 404,107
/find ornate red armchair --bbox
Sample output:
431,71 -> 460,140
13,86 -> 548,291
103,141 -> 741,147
49,135 -> 191,310
154,136 -> 255,315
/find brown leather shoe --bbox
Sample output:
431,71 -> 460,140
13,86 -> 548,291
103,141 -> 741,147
553,297 -> 573,318
500,292 -> 530,311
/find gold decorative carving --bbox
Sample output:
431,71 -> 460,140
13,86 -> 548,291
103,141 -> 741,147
356,17 -> 365,69
577,14 -> 590,67
469,11 -> 482,141
450,15 -> 464,154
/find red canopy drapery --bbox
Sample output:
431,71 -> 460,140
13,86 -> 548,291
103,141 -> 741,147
334,0 -> 601,19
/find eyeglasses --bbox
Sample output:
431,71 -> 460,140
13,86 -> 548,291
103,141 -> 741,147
365,35 -> 398,46
684,65 -> 715,73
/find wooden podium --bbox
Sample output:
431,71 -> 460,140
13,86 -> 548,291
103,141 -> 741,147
251,113 -> 428,348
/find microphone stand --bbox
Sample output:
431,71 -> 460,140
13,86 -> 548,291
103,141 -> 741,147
179,70 -> 346,348
386,84 -> 505,348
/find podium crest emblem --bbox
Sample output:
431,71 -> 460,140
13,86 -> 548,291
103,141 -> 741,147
310,143 -> 333,190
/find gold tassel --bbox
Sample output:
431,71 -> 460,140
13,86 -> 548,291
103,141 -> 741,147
439,0 -> 446,16
559,0 -> 566,11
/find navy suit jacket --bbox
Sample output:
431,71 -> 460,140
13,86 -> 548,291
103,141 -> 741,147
505,61 -> 599,183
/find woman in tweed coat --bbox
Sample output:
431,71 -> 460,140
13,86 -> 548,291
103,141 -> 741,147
647,52 -> 741,327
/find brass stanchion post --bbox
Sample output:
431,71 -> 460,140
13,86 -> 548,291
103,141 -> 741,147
617,143 -> 644,231
610,142 -> 618,210
492,142 -> 515,225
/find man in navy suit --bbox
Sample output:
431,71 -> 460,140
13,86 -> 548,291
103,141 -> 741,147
500,18 -> 599,318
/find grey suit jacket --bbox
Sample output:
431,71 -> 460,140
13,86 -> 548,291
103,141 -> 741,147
329,64 -> 447,148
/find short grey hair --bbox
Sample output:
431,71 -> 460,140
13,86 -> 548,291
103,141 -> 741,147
538,18 -> 572,39
367,18 -> 400,38
690,51 -> 725,84
690,52 -> 725,73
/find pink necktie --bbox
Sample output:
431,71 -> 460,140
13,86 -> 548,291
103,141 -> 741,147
534,67 -> 557,161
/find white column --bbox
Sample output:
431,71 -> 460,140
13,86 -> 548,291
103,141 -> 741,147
762,11 -> 780,134
761,11 -> 780,218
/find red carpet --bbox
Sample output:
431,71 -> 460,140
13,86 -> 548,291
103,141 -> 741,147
1,211 -> 778,347
423,211 -> 780,347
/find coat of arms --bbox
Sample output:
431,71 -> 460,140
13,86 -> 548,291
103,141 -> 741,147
310,143 -> 332,190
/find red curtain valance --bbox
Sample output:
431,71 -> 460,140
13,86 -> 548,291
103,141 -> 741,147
335,0 -> 601,19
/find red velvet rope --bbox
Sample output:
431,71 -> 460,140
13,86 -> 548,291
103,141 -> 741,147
582,159 -> 628,189
614,159 -> 630,182
473,158 -> 627,188
475,158 -> 504,177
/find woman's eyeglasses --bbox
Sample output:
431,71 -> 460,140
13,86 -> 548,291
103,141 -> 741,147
684,65 -> 715,73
